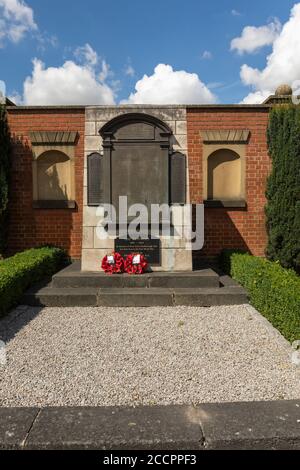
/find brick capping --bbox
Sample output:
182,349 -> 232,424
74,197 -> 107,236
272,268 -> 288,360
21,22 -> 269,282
6,105 -> 86,110
0,401 -> 300,450
7,103 -> 271,111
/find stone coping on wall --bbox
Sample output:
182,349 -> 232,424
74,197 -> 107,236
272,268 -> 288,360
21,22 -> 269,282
1,401 -> 300,450
6,104 -> 271,111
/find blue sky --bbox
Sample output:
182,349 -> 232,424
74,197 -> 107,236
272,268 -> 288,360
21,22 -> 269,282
1,0 -> 299,105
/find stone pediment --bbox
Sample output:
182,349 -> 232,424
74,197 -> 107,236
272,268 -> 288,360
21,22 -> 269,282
200,129 -> 250,144
29,131 -> 78,160
29,131 -> 78,145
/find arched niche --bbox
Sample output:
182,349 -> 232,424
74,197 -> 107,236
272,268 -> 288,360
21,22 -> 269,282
202,142 -> 246,205
207,148 -> 242,200
33,149 -> 75,206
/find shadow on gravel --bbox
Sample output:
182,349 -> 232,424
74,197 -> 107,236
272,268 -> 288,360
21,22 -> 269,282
0,305 -> 44,344
0,275 -> 53,344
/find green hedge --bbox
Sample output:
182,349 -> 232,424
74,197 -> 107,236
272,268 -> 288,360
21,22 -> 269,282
220,250 -> 300,343
218,249 -> 247,278
0,247 -> 69,317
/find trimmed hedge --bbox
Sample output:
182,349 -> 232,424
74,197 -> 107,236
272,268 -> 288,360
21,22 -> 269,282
220,250 -> 300,343
0,247 -> 69,317
218,249 -> 247,278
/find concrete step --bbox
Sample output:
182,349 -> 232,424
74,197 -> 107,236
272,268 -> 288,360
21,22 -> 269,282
97,288 -> 248,307
148,271 -> 220,289
22,286 -> 248,308
173,287 -> 248,307
22,287 -> 99,307
97,288 -> 174,307
52,266 -> 220,289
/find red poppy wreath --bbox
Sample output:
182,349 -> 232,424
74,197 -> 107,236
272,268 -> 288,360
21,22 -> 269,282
124,253 -> 148,275
101,252 -> 124,274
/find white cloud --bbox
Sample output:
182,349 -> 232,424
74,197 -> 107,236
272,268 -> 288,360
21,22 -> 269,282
240,3 -> 300,103
207,81 -> 223,89
231,9 -> 241,17
231,18 -> 281,54
125,64 -> 135,77
98,59 -> 113,82
201,50 -> 212,60
123,64 -> 216,104
20,55 -> 116,105
74,43 -> 98,66
240,90 -> 271,104
0,0 -> 37,45
7,91 -> 22,104
36,32 -> 58,52
0,80 -> 5,103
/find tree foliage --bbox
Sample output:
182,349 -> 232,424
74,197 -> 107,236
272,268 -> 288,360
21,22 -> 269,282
0,105 -> 10,254
266,105 -> 300,273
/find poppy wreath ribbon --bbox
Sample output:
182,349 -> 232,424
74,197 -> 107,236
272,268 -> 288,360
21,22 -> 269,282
101,252 -> 124,274
124,253 -> 148,275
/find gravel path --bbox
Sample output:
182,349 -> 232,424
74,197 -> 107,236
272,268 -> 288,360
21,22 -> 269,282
0,304 -> 299,407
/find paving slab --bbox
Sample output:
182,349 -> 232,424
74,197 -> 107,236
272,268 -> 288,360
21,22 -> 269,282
1,402 -> 300,450
25,405 -> 202,450
197,400 -> 300,450
0,408 -> 39,449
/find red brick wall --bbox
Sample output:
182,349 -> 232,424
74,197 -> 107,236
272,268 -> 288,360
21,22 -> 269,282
6,106 -> 271,262
187,107 -> 271,260
7,108 -> 85,258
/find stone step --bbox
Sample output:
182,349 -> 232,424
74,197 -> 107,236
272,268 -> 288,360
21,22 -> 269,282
22,286 -> 248,308
173,288 -> 248,307
22,287 -> 99,307
97,288 -> 248,307
97,288 -> 174,307
52,266 -> 220,289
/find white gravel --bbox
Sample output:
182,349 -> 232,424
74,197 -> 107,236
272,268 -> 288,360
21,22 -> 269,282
0,304 -> 299,407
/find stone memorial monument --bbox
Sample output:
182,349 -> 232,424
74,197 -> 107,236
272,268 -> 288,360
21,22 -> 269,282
82,106 -> 192,271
